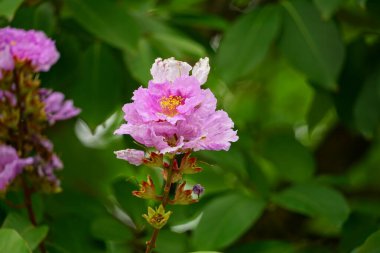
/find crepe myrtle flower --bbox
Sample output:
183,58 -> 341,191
114,57 -> 238,155
0,27 -> 59,74
114,57 -> 238,253
39,88 -> 81,125
0,145 -> 33,191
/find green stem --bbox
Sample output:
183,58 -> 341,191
145,159 -> 175,253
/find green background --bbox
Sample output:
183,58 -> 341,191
1,0 -> 380,252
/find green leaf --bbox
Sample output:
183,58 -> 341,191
352,229 -> 380,253
189,252 -> 222,253
340,213 -> 379,253
124,38 -> 156,84
70,43 -> 125,128
192,194 -> 266,250
0,0 -> 23,21
65,0 -> 139,52
0,228 -> 31,253
2,213 -> 49,250
215,5 -> 281,84
150,32 -> 206,58
272,183 -> 350,228
262,131 -> 315,183
280,0 -> 344,90
226,240 -> 295,253
354,70 -> 380,137
112,177 -> 147,229
33,2 -> 56,36
91,216 -> 132,242
307,90 -> 333,131
155,230 -> 188,253
313,0 -> 344,20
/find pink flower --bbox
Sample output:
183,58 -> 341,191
0,27 -> 59,72
114,149 -> 145,166
0,145 -> 33,191
0,46 -> 14,79
39,89 -> 81,125
114,57 -> 238,155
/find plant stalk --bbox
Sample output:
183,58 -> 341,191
15,69 -> 47,253
145,159 -> 175,253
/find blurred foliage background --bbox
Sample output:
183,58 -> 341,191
1,0 -> 380,252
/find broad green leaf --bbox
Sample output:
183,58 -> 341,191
65,0 -> 139,52
313,0 -> 344,19
106,241 -> 133,253
226,240 -> 295,253
272,183 -> 350,228
70,43 -> 125,128
192,194 -> 266,250
340,213 -> 379,253
280,0 -> 344,90
352,229 -> 380,253
155,230 -> 188,253
91,216 -> 132,241
2,213 -> 48,251
262,131 -> 315,182
216,5 -> 281,84
112,177 -> 147,229
307,90 -> 333,131
33,2 -> 56,36
0,228 -> 31,253
189,252 -> 221,253
150,32 -> 206,58
124,38 -> 156,84
354,70 -> 380,137
0,0 -> 23,21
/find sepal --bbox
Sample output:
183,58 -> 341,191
132,175 -> 162,201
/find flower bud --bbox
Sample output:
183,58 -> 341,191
192,184 -> 205,198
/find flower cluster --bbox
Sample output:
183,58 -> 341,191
0,27 -> 80,193
115,57 -> 238,157
114,57 -> 238,252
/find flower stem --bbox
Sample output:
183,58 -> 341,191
145,159 -> 175,253
15,69 -> 47,253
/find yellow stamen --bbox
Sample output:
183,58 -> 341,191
160,95 -> 184,117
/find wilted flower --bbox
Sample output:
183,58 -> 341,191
0,145 -> 33,191
114,57 -> 238,154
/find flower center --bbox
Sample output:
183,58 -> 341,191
159,95 -> 184,117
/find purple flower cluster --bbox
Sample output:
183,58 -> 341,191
33,137 -> 63,189
39,89 -> 81,125
0,27 -> 59,79
0,145 -> 33,190
115,57 -> 238,165
0,27 -> 79,192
